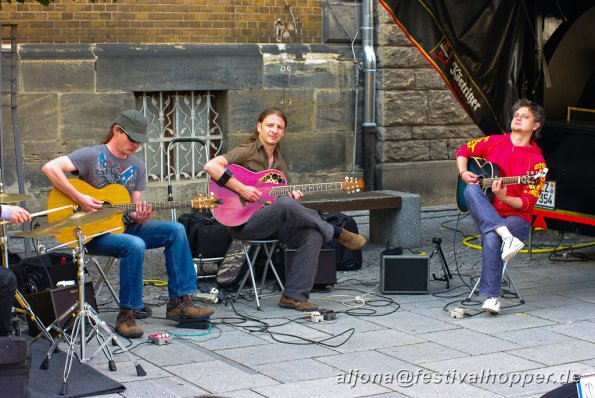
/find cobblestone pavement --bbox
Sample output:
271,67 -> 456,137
10,205 -> 595,397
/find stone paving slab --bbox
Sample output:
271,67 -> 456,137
117,377 -> 208,398
423,352 -> 544,376
366,308 -> 460,335
420,328 -> 523,356
165,360 -> 279,394
252,358 -> 341,383
378,341 -> 468,365
545,320 -> 595,342
252,375 -> 391,397
495,326 -> 579,347
214,341 -> 338,367
330,328 -> 425,353
512,339 -> 595,366
526,302 -> 595,323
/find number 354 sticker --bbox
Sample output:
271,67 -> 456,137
536,180 -> 556,210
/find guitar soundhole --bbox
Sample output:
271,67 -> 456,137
260,172 -> 286,185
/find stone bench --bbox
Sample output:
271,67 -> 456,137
302,190 -> 421,248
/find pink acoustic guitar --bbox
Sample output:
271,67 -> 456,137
209,164 -> 364,226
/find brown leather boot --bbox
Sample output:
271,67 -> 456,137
116,309 -> 143,338
279,295 -> 319,311
166,295 -> 215,319
336,228 -> 367,250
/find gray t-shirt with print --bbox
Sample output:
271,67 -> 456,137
67,144 -> 147,194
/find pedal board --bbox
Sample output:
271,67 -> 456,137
174,316 -> 211,330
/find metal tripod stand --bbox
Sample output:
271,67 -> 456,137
430,237 -> 453,288
40,226 -> 146,395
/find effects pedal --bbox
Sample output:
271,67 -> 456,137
148,333 -> 173,345
449,307 -> 470,319
319,309 -> 337,321
309,312 -> 324,323
196,288 -> 219,304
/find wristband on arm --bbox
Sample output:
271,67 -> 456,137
216,168 -> 233,186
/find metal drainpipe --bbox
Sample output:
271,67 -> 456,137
361,0 -> 377,190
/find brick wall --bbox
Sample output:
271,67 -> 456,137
0,0 -> 322,44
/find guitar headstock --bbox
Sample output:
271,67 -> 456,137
192,193 -> 220,211
341,177 -> 364,193
520,168 -> 549,184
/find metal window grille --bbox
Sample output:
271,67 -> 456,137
135,91 -> 223,183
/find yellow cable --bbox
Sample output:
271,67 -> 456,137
143,279 -> 168,287
462,235 -> 595,253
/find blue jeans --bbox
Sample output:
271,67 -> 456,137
232,196 -> 334,301
464,184 -> 530,297
85,221 -> 197,309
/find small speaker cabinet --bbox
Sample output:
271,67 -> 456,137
284,248 -> 337,286
380,255 -> 429,294
23,282 -> 98,336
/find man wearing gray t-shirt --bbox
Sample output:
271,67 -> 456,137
42,110 -> 214,338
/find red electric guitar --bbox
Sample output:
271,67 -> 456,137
209,164 -> 364,226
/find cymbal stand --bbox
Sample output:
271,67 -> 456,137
0,222 -> 55,342
41,227 -> 146,395
430,237 -> 453,289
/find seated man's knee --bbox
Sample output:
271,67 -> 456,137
464,184 -> 482,201
128,236 -> 146,254
275,196 -> 295,207
168,221 -> 187,241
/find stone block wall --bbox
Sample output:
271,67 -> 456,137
374,3 -> 482,205
2,43 -> 360,213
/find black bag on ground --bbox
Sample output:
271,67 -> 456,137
0,336 -> 31,398
321,212 -> 363,271
178,211 -> 232,259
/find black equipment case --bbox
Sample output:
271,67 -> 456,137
0,336 -> 31,398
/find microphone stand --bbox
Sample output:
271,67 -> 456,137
430,237 -> 453,288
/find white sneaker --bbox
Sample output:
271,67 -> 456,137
501,236 -> 524,262
482,297 -> 501,314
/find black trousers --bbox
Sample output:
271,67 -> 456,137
0,267 -> 17,336
232,196 -> 334,301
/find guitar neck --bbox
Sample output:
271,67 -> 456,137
270,182 -> 345,196
480,176 -> 521,188
113,200 -> 196,212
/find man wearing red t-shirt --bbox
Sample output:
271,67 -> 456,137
456,98 -> 547,314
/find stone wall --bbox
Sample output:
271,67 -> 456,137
374,3 -> 481,205
1,43 -> 360,213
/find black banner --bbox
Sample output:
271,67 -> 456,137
379,0 -> 532,135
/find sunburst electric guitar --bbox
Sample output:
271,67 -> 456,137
47,179 -> 219,244
456,157 -> 548,213
209,164 -> 364,226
